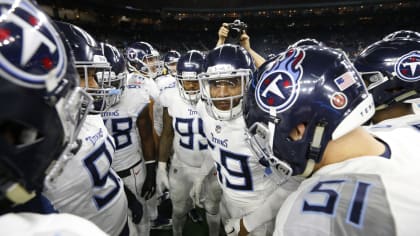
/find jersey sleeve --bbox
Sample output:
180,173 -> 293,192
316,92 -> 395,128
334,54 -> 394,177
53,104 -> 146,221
0,213 -> 109,236
275,174 -> 395,236
157,76 -> 177,108
243,176 -> 302,232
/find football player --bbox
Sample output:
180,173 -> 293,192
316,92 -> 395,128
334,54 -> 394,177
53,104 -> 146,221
125,41 -> 163,139
158,50 -> 222,236
125,41 -> 163,228
101,42 -> 156,236
244,44 -> 420,235
152,48 -> 181,229
0,0 -> 107,235
223,38 -> 325,236
354,30 -> 420,124
197,44 -> 297,236
43,21 -> 134,236
163,50 -> 181,75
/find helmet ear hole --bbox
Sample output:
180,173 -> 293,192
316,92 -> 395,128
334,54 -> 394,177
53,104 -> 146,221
0,120 -> 43,147
287,123 -> 306,142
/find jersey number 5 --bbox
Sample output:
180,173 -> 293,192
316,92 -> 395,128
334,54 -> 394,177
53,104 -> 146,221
302,180 -> 372,227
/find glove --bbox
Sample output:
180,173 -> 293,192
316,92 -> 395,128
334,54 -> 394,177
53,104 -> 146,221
189,177 -> 204,208
141,161 -> 156,200
156,162 -> 169,193
124,186 -> 143,224
224,218 -> 241,236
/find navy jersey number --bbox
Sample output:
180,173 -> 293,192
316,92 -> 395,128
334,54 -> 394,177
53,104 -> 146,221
303,180 -> 372,227
84,140 -> 121,209
215,149 -> 253,191
104,118 -> 133,150
174,117 -> 207,150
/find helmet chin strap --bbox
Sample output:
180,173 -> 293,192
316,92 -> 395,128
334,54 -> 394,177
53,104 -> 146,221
5,183 -> 36,205
300,159 -> 315,177
300,122 -> 326,177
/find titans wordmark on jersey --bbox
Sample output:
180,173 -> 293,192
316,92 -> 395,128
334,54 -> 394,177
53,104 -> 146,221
196,100 -> 278,205
43,115 -> 127,236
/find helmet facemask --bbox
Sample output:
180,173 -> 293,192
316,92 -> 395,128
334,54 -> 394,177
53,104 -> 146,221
76,57 -> 121,113
165,61 -> 178,75
176,71 -> 200,105
199,68 -> 251,120
44,83 -> 93,187
246,122 -> 292,185
96,69 -> 126,107
143,53 -> 164,79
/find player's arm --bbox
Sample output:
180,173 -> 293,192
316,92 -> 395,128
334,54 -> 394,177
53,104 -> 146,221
225,177 -> 302,235
157,107 -> 174,192
137,105 -> 157,200
216,23 -> 229,47
239,32 -> 265,69
190,151 -> 215,208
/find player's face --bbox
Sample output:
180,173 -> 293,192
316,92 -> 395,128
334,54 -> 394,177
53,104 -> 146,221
209,77 -> 241,110
145,56 -> 159,73
77,67 -> 99,89
167,62 -> 177,73
183,80 -> 200,92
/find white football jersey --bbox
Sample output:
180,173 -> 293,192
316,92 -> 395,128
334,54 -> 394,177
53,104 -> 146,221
102,84 -> 150,172
0,213 -> 108,236
196,101 -> 278,205
274,120 -> 420,236
127,72 -> 158,98
153,74 -> 176,136
159,81 -> 209,168
43,115 -> 128,236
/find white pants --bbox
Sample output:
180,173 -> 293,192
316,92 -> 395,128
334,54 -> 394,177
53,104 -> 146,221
169,155 -> 222,236
120,161 -> 152,236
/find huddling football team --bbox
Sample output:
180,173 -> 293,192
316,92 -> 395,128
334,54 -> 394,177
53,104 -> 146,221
1,0 -> 420,236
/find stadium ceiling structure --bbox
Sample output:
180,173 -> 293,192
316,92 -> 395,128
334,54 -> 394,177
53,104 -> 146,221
38,0 -> 410,12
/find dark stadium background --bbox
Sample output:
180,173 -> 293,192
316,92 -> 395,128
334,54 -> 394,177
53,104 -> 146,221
34,0 -> 420,235
36,0 -> 420,59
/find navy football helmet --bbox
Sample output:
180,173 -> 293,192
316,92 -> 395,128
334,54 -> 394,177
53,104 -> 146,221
383,30 -> 420,41
354,30 -> 420,111
125,41 -> 163,79
198,44 -> 255,120
244,45 -> 374,182
287,38 -> 322,50
0,0 -> 91,208
56,21 -> 119,113
101,43 -> 126,105
266,53 -> 278,60
164,50 -> 181,74
176,50 -> 205,105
